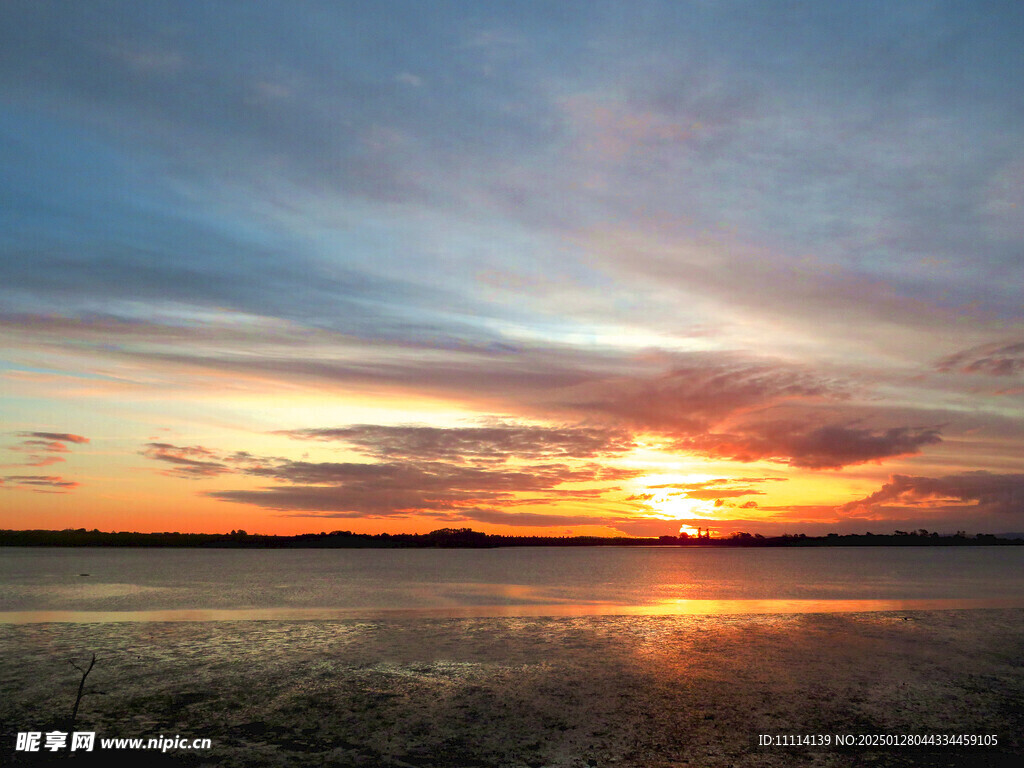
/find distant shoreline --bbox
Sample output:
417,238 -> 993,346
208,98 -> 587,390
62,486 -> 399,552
2,527 -> 1022,548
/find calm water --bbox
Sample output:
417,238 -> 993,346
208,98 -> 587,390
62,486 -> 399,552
2,546 -> 1023,621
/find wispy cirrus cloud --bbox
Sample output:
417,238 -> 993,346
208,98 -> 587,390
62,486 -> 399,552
3,3 -> 1023,536
280,423 -> 635,462
558,357 -> 845,435
635,476 -> 783,503
936,341 -> 1024,377
17,431 -> 90,445
214,456 -> 637,517
2,475 -> 79,492
682,423 -> 943,470
11,311 -> 928,471
840,471 -> 1024,520
140,443 -> 233,479
7,431 -> 89,469
142,425 -> 643,523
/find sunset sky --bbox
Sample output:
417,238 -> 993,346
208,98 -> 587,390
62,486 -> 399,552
3,1 -> 1024,537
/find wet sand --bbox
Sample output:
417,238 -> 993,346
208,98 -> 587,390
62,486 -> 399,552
2,609 -> 1022,767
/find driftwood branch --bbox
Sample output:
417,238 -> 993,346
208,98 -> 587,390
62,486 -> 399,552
68,654 -> 96,733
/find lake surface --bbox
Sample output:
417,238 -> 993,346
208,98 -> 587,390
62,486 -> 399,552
2,546 -> 1023,622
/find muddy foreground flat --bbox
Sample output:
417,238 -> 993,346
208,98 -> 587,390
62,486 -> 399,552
2,609 -> 1022,767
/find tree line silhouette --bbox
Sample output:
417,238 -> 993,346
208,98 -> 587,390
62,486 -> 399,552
1,527 -> 1020,548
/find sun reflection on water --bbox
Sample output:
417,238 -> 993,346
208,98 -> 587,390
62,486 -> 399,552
3,597 -> 1022,624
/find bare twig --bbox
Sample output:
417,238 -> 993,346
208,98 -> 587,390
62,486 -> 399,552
68,654 -> 96,734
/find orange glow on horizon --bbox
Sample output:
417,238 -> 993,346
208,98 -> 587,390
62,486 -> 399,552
0,421 -> 940,538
